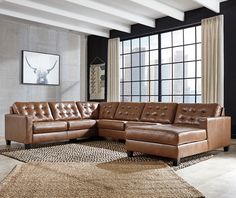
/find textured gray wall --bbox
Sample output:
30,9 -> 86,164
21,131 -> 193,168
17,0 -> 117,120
0,16 -> 87,137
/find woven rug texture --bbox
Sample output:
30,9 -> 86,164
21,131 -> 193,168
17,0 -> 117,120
0,162 -> 204,198
0,140 -> 218,171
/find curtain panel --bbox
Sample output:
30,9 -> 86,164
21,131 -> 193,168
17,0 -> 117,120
107,37 -> 120,102
201,15 -> 224,106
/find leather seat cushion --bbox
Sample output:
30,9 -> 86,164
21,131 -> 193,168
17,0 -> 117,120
126,125 -> 206,146
125,121 -> 158,128
97,119 -> 126,131
68,119 -> 97,131
33,121 -> 67,134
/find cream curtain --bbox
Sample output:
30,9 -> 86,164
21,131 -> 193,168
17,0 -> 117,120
107,37 -> 120,102
202,15 -> 224,106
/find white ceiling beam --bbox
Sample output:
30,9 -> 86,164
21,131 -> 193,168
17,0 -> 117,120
192,0 -> 220,13
129,0 -> 184,21
4,0 -> 130,33
64,0 -> 155,28
0,8 -> 109,37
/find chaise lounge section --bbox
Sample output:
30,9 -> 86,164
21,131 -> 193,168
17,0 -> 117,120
5,101 -> 231,165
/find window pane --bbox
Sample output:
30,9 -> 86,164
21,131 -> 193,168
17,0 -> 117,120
197,43 -> 201,60
173,80 -> 183,94
161,64 -> 172,79
173,46 -> 183,62
150,65 -> 158,80
150,35 -> 158,50
120,42 -> 123,54
132,82 -> 140,95
124,54 -> 131,67
173,96 -> 183,103
132,38 -> 139,52
123,40 -> 130,53
184,79 -> 195,94
161,32 -> 171,48
123,68 -> 131,81
184,27 -> 195,44
162,96 -> 171,102
184,62 -> 195,78
173,29 -> 183,46
162,80 -> 172,95
120,67 -> 123,81
141,81 -> 149,95
197,61 -> 201,77
150,96 -> 159,102
173,63 -> 183,78
150,81 -> 158,95
123,96 -> 131,102
197,78 -> 201,94
141,67 -> 149,80
132,96 -> 140,102
141,96 -> 149,102
197,95 -> 202,103
197,26 -> 201,43
141,36 -> 149,51
184,45 -> 195,61
120,56 -> 123,68
124,82 -> 131,95
184,96 -> 195,103
132,67 -> 140,81
120,96 -> 124,102
150,50 -> 158,65
141,51 -> 149,66
120,83 -> 123,95
132,53 -> 140,67
161,48 -> 172,64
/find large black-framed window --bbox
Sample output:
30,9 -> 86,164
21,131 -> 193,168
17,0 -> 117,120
120,25 -> 201,103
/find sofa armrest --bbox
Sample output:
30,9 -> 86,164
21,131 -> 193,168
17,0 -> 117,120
199,117 -> 231,150
5,114 -> 33,144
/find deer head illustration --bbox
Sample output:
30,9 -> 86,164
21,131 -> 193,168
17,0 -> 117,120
25,56 -> 58,84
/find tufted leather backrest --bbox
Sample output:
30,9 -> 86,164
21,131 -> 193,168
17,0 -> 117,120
174,103 -> 222,127
12,102 -> 54,122
77,102 -> 99,119
99,102 -> 119,119
49,101 -> 82,121
114,102 -> 145,121
140,103 -> 178,124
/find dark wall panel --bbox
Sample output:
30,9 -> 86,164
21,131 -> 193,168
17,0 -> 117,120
87,35 -> 108,101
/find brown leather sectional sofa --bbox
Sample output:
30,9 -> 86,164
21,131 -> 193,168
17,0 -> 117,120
5,101 -> 231,165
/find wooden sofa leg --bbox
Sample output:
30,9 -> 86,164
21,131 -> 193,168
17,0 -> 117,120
224,146 -> 230,152
69,139 -> 77,143
127,151 -> 134,157
6,140 -> 11,145
173,158 -> 180,166
25,144 -> 31,149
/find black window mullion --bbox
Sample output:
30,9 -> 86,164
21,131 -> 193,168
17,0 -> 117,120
158,34 -> 162,102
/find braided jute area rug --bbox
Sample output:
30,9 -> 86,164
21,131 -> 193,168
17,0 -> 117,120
0,162 -> 204,198
0,139 -> 219,171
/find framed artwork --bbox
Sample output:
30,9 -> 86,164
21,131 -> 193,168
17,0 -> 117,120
89,57 -> 106,101
22,50 -> 60,85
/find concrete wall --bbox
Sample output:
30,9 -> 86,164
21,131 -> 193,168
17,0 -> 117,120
0,16 -> 87,137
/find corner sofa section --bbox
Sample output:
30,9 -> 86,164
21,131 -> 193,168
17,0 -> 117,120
5,101 -> 231,165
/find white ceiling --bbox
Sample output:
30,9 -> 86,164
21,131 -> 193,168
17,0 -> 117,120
0,0 -> 227,38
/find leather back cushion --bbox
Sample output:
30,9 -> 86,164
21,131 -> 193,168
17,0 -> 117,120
99,102 -> 119,119
49,102 -> 82,121
77,102 -> 99,119
114,102 -> 145,121
140,103 -> 178,124
12,102 -> 54,122
174,103 -> 222,126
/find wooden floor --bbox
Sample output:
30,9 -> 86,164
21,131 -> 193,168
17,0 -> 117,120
0,138 -> 235,198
